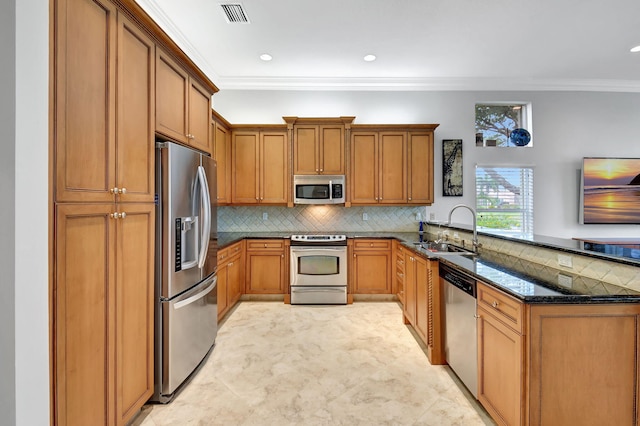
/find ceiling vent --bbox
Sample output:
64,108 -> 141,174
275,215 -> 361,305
220,3 -> 250,23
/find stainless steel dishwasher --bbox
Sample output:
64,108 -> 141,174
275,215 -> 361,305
441,263 -> 478,398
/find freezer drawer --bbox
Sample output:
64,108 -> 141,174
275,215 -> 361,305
159,274 -> 217,398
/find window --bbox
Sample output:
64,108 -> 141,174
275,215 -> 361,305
475,103 -> 532,147
475,166 -> 534,238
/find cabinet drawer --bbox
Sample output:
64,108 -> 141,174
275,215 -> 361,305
246,239 -> 285,251
477,282 -> 524,333
217,247 -> 229,262
354,239 -> 392,250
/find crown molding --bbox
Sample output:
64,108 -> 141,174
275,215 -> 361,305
134,0 -> 220,83
135,1 -> 640,93
214,76 -> 640,92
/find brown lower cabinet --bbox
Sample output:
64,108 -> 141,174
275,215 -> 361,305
350,239 -> 392,294
55,203 -> 154,426
217,241 -> 244,321
245,239 -> 288,294
402,247 -> 443,364
477,281 -> 640,426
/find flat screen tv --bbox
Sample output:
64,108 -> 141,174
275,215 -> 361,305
581,157 -> 640,224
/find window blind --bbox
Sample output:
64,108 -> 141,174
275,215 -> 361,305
475,166 -> 534,236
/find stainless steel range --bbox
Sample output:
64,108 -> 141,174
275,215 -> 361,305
290,234 -> 348,304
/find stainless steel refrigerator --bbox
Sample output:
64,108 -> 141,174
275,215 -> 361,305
153,141 -> 218,403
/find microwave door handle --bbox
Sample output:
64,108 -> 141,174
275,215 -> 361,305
329,180 -> 333,201
197,165 -> 211,269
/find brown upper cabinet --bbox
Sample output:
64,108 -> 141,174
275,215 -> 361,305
156,49 -> 213,154
285,117 -> 354,175
350,125 -> 438,206
54,0 -> 155,204
212,111 -> 232,205
231,127 -> 289,205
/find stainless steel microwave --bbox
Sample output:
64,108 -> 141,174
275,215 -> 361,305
293,175 -> 345,205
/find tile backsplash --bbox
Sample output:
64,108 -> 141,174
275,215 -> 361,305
218,205 -> 425,233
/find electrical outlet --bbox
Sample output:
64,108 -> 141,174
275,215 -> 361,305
557,254 -> 573,268
262,212 -> 268,221
453,232 -> 460,241
429,212 -> 436,221
558,273 -> 573,288
415,212 -> 422,221
362,213 -> 368,221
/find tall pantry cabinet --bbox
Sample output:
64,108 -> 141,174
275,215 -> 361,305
53,0 -> 155,424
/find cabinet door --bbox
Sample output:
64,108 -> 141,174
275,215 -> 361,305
408,132 -> 434,204
187,79 -> 212,154
245,252 -> 285,294
216,262 -> 229,321
232,132 -> 259,203
293,125 -> 318,174
155,50 -> 188,144
528,304 -> 640,426
477,307 -> 523,426
227,252 -> 244,305
260,131 -> 289,204
55,0 -> 117,203
55,203 -> 116,426
379,132 -> 406,204
319,125 -> 345,174
214,122 -> 231,204
115,203 -> 154,425
403,252 -> 416,325
350,132 -> 378,204
116,16 -> 155,203
414,255 -> 429,341
352,251 -> 391,294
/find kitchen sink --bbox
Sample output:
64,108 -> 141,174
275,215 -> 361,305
414,242 -> 478,256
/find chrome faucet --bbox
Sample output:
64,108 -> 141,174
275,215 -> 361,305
447,204 -> 480,251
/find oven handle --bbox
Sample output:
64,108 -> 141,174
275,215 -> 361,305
290,247 -> 346,252
291,287 -> 346,293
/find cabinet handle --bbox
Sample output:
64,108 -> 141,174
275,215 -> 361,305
398,273 -> 404,277
492,301 -> 499,308
228,262 -> 233,267
474,314 -> 481,319
110,212 -> 126,219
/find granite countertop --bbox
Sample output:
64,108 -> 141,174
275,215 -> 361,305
401,239 -> 640,304
216,232 -> 640,304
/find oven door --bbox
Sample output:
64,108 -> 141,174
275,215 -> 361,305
290,246 -> 347,287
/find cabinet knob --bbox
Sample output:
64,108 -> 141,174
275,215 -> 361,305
320,168 -> 323,172
119,187 -> 127,194
264,244 -> 267,248
492,301 -> 499,308
408,197 -> 412,201
110,187 -> 119,194
110,212 -> 126,219
370,243 -> 373,247
228,262 -> 233,267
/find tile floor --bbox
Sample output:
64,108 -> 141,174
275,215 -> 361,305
133,302 -> 495,426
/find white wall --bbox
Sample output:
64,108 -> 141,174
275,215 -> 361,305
0,0 -> 17,423
0,0 -> 50,425
212,90 -> 640,239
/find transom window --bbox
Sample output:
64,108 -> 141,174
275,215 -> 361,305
475,166 -> 534,238
475,103 -> 532,147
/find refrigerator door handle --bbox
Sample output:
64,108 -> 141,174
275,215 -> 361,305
173,275 -> 217,310
197,165 -> 211,269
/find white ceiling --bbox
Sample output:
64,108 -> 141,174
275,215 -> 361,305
135,0 -> 640,91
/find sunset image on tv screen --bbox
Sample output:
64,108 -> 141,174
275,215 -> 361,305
583,158 -> 640,224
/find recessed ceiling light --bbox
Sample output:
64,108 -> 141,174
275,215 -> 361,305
631,45 -> 640,53
363,54 -> 376,62
260,53 -> 273,61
